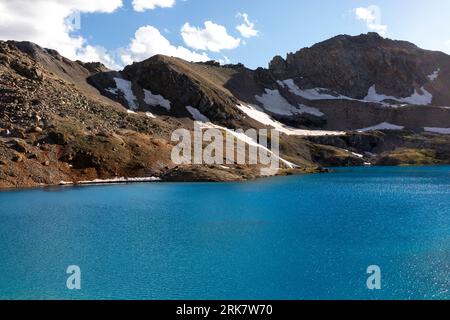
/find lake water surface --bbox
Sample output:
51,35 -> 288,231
1,166 -> 450,300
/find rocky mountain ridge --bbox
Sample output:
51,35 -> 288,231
268,33 -> 450,101
92,33 -> 450,131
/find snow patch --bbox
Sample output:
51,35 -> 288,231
255,89 -> 324,116
255,89 -> 299,115
364,85 -> 433,106
428,69 -> 440,81
424,127 -> 450,134
59,177 -> 161,186
113,78 -> 138,110
297,104 -> 325,117
186,106 -> 210,122
343,149 -> 364,158
145,112 -> 156,119
200,121 -> 297,169
144,89 -> 171,111
358,122 -> 405,132
105,88 -> 119,95
279,79 -> 354,101
236,104 -> 344,137
278,79 -> 434,107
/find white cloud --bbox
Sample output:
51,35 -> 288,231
354,5 -> 387,36
181,21 -> 241,52
0,0 -> 122,69
132,0 -> 175,12
77,45 -> 122,70
0,0 -> 209,69
120,25 -> 209,65
218,55 -> 231,65
236,13 -> 259,38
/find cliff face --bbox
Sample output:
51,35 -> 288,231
267,33 -> 450,103
1,33 -> 450,189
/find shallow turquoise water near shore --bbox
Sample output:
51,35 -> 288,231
1,166 -> 450,300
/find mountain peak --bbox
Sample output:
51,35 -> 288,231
268,33 -> 448,99
311,32 -> 421,52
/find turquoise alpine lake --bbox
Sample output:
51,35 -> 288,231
1,166 -> 450,300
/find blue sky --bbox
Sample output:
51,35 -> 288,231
1,0 -> 450,69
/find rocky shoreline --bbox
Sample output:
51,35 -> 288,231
0,166 -> 326,191
5,161 -> 450,192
